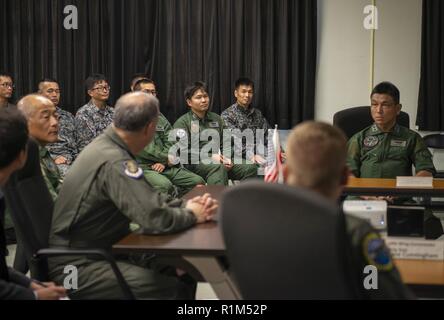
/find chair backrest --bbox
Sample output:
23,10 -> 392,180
422,133 -> 444,149
3,139 -> 53,262
333,106 -> 410,139
220,181 -> 357,299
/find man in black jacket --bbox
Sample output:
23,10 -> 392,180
0,107 -> 66,300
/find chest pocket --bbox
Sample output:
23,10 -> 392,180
386,140 -> 409,161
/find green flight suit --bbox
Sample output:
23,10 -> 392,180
347,123 -> 436,178
48,127 -> 198,299
173,111 -> 258,185
136,113 -> 205,197
39,145 -> 62,200
345,214 -> 414,299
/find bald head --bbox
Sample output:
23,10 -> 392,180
17,94 -> 59,145
114,92 -> 159,132
17,94 -> 53,119
285,121 -> 348,201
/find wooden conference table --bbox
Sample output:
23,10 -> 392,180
113,181 -> 444,299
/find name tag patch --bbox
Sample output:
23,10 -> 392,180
156,125 -> 165,132
209,121 -> 219,128
390,139 -> 407,148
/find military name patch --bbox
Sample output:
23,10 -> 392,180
156,125 -> 165,132
124,160 -> 143,179
363,136 -> 379,148
363,233 -> 393,272
390,139 -> 407,148
209,121 -> 219,128
176,129 -> 187,139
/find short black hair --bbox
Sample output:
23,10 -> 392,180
371,82 -> 400,105
37,78 -> 58,91
0,71 -> 13,82
184,81 -> 208,101
85,74 -> 108,91
0,108 -> 28,168
235,77 -> 254,90
134,78 -> 155,92
130,73 -> 150,90
38,78 -> 58,85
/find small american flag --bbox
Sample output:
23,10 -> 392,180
264,125 -> 283,183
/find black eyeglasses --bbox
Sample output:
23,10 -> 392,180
91,85 -> 110,92
0,82 -> 14,89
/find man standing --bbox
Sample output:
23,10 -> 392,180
76,74 -> 114,152
38,78 -> 78,177
132,78 -> 205,196
0,72 -> 15,109
49,92 -> 218,299
347,82 -> 435,179
221,78 -> 269,164
0,107 -> 66,300
17,95 -> 62,200
284,121 -> 413,299
174,81 -> 257,185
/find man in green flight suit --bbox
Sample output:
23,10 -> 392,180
347,81 -> 435,180
17,94 -> 62,200
132,77 -> 205,196
173,81 -> 257,185
48,92 -> 218,299
285,121 -> 414,299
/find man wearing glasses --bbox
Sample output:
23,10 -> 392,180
0,72 -> 16,109
38,78 -> 78,177
132,77 -> 205,197
75,74 -> 114,152
347,82 -> 435,180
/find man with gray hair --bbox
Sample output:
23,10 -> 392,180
48,92 -> 218,299
284,121 -> 413,299
17,94 -> 62,200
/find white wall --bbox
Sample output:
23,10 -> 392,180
315,0 -> 444,170
315,0 -> 422,129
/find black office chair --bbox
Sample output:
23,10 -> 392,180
422,134 -> 444,178
3,139 -> 135,299
220,181 -> 360,299
333,106 -> 410,139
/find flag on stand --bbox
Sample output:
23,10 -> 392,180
264,125 -> 283,183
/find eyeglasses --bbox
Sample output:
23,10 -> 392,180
0,82 -> 14,89
91,85 -> 110,92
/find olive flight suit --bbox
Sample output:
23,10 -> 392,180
173,111 -> 258,185
48,127 -> 198,299
136,113 -> 205,197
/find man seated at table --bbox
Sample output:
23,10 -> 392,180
284,121 -> 413,299
48,92 -> 218,299
173,81 -> 257,185
347,81 -> 435,180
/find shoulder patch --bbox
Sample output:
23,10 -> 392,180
363,136 -> 379,148
124,160 -> 143,179
176,129 -> 187,139
362,233 -> 393,272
